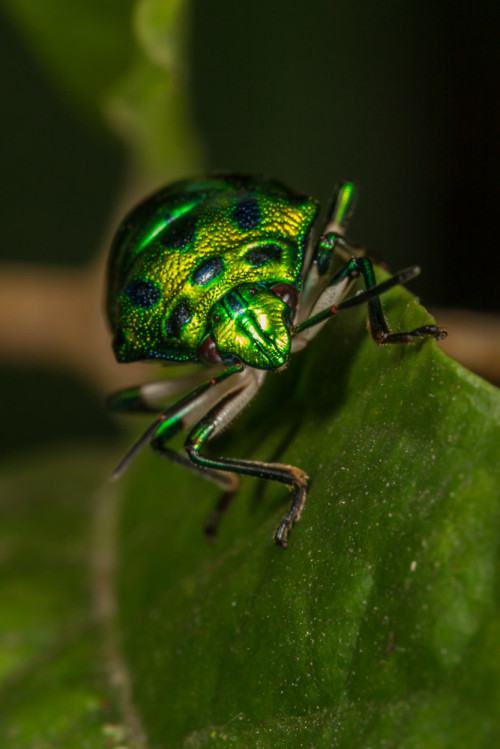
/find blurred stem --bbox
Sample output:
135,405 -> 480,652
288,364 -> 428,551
0,263 -> 499,390
0,259 -> 152,391
431,308 -> 500,386
0,0 -> 204,392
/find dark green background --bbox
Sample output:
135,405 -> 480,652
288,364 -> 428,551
1,1 -> 498,451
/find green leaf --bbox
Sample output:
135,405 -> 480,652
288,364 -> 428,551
0,449 -> 126,748
105,0 -> 202,180
3,289 -> 499,746
111,286 -> 500,747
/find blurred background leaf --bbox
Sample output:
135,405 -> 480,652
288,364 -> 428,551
1,0 -> 135,118
0,448 -> 124,748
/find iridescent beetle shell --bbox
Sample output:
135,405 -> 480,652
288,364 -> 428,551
107,174 -> 319,370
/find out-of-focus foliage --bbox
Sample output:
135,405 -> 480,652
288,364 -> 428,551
0,450 -> 122,748
1,0 -> 201,179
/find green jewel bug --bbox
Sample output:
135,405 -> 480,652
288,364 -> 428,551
106,174 -> 446,547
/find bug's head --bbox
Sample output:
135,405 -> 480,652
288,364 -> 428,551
198,282 -> 298,370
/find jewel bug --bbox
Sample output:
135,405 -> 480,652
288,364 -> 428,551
106,174 -> 446,547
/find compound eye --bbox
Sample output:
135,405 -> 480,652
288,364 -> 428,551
198,335 -> 224,364
271,283 -> 298,310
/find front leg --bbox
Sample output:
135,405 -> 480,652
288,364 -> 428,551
340,254 -> 447,344
150,441 -> 240,540
109,364 -> 244,479
184,370 -> 308,548
153,367 -> 271,540
300,182 -> 358,320
109,364 -> 266,542
106,368 -> 222,414
295,256 -> 446,346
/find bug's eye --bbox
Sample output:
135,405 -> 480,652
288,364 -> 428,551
272,283 -> 298,310
165,301 -> 192,338
198,335 -> 224,364
125,279 -> 162,309
244,244 -> 282,267
248,287 -> 257,295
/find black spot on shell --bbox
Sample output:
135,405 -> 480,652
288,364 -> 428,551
165,301 -> 192,338
244,244 -> 282,267
232,198 -> 261,231
160,214 -> 197,250
192,256 -> 224,286
224,291 -> 245,315
125,279 -> 162,308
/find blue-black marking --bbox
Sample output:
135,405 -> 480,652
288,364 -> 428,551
126,279 -> 161,309
224,291 -> 245,316
244,244 -> 282,267
232,198 -> 261,231
165,301 -> 192,338
192,256 -> 224,286
160,213 -> 197,250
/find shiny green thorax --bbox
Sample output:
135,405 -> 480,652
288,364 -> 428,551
107,174 -> 319,369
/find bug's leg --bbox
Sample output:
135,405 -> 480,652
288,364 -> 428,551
343,255 -> 447,344
150,440 -> 240,540
109,364 -> 244,480
317,182 -> 358,268
295,257 -> 447,344
107,368 -> 222,415
293,253 -> 361,349
184,370 -> 308,548
299,182 -> 358,321
154,366 -> 266,539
